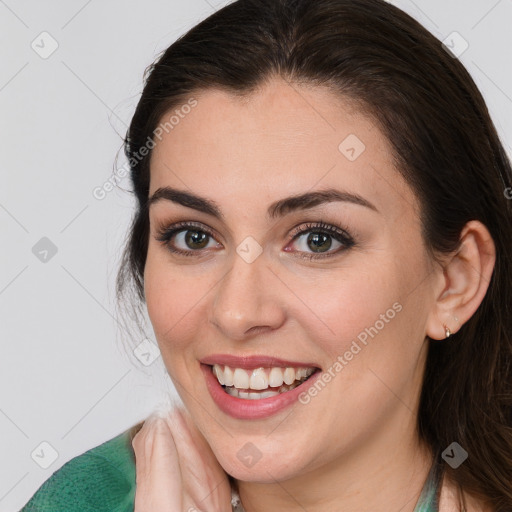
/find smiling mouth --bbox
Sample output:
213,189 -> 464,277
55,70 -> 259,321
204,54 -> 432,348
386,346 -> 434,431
210,364 -> 320,400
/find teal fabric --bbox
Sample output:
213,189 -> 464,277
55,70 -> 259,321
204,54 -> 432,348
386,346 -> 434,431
20,427 -> 440,511
20,429 -> 136,512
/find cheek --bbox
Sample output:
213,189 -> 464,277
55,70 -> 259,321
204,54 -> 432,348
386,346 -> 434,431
144,251 -> 168,336
143,246 -> 216,352
294,261 -> 404,361
144,248 -> 189,347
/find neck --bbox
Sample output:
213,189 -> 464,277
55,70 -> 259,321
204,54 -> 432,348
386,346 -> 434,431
235,412 -> 434,512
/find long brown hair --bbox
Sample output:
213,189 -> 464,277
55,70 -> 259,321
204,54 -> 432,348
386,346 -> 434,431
119,1 -> 512,509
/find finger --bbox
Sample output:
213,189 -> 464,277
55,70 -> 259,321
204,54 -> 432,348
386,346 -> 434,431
166,409 -> 219,477
132,415 -> 183,512
165,408 -> 232,510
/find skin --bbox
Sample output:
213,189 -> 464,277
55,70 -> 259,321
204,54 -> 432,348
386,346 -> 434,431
137,77 -> 496,512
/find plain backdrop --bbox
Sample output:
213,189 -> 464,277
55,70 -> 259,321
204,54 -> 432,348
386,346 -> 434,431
1,0 -> 511,510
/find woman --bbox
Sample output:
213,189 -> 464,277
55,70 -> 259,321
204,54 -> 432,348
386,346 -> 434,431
21,0 -> 512,511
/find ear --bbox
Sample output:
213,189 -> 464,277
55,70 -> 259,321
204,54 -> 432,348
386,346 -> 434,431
425,220 -> 496,340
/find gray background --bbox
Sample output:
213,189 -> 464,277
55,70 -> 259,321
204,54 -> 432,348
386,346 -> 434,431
1,0 -> 511,510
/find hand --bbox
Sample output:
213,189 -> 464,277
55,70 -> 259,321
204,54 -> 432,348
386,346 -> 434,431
132,407 -> 233,512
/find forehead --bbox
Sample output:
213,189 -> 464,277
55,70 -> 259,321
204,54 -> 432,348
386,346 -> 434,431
148,78 -> 418,221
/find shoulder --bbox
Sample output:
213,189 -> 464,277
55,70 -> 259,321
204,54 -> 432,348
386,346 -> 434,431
20,422 -> 144,512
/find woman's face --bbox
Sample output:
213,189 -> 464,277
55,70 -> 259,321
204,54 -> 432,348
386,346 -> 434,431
144,78 -> 438,481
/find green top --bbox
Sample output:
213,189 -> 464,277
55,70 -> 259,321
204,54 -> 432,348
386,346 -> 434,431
21,428 -> 441,511
21,430 -> 136,512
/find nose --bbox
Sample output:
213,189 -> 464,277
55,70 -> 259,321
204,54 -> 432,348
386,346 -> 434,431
209,249 -> 286,341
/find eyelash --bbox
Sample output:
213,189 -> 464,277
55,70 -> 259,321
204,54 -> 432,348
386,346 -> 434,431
154,220 -> 355,261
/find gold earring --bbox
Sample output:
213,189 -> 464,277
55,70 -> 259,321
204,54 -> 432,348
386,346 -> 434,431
444,324 -> 452,338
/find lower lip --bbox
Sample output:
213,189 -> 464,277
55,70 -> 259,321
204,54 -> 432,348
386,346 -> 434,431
201,364 -> 321,420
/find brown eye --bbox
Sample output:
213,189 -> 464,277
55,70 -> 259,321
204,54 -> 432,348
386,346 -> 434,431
287,221 -> 355,260
155,222 -> 221,256
182,229 -> 210,250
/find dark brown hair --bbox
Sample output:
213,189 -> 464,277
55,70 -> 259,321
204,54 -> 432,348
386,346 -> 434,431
119,0 -> 512,509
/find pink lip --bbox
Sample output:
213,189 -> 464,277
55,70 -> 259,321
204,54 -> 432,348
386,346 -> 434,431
199,354 -> 320,370
200,362 -> 321,420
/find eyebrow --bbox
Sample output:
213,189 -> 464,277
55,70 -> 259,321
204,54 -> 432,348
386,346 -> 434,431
147,186 -> 378,220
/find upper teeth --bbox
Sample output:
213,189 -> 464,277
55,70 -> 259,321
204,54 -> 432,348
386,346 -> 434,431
212,364 -> 315,390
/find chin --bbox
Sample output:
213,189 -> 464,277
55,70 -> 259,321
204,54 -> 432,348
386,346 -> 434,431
212,437 -> 310,483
